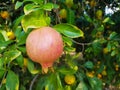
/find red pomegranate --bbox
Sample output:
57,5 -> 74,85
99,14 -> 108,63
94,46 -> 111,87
26,27 -> 63,73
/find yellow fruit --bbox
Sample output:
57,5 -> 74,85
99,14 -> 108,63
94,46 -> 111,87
96,10 -> 103,20
102,70 -> 107,76
0,11 -> 9,19
97,61 -> 101,65
73,66 -> 78,71
24,58 -> 28,67
65,0 -> 73,8
97,74 -> 102,79
90,0 -> 96,8
64,74 -> 76,85
59,9 -> 67,19
103,48 -> 109,54
115,67 -> 119,71
86,72 -> 94,78
7,31 -> 15,40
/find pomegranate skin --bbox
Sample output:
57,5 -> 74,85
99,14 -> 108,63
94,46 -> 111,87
26,27 -> 63,71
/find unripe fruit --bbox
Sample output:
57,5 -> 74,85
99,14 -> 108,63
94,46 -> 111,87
96,10 -> 103,20
59,9 -> 67,19
26,27 -> 63,73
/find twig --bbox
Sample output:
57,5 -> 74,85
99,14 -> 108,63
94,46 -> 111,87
71,39 -> 92,52
29,74 -> 39,90
53,0 -> 61,24
0,61 -> 11,88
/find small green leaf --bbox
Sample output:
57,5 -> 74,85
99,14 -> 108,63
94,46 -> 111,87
64,46 -> 76,52
63,36 -> 73,46
15,1 -> 23,9
58,67 -> 76,75
76,81 -> 88,90
84,14 -> 92,23
3,50 -> 21,62
65,85 -> 72,90
6,71 -> 19,90
24,4 -> 39,15
16,55 -> 24,67
43,3 -> 55,11
84,61 -> 94,69
103,17 -> 115,25
54,23 -> 84,38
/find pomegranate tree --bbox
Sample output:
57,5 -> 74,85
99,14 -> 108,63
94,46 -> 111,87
26,27 -> 63,73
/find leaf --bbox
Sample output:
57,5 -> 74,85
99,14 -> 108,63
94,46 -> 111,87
16,55 -> 24,67
27,59 -> 39,74
64,46 -> 76,52
6,71 -> 19,90
0,69 -> 5,79
21,10 -> 50,32
24,4 -> 39,15
76,81 -> 88,90
15,1 -> 23,9
84,61 -> 94,69
108,32 -> 120,40
92,40 -> 102,55
54,23 -> 84,38
84,13 -> 92,23
63,36 -> 73,46
57,67 -> 76,75
88,77 -> 102,90
3,50 -> 21,62
67,9 -> 75,24
43,3 -> 57,11
0,30 -> 9,41
103,17 -> 115,25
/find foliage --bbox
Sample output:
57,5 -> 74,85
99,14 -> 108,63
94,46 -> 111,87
0,0 -> 120,90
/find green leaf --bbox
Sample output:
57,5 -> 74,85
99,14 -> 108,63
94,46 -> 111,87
0,69 -> 5,79
6,71 -> 19,90
3,50 -> 21,62
21,10 -> 50,32
88,77 -> 102,90
16,55 -> 24,67
84,61 -> 94,69
108,32 -> 120,40
0,30 -> 9,41
12,15 -> 24,31
84,14 -> 92,23
65,85 -> 72,90
24,4 -> 39,15
64,46 -> 75,52
92,40 -> 102,55
27,59 -> 39,74
76,81 -> 88,90
15,1 -> 23,9
43,3 -> 56,11
67,9 -> 75,24
57,67 -> 76,75
63,36 -> 73,46
103,17 -> 115,25
54,23 -> 84,38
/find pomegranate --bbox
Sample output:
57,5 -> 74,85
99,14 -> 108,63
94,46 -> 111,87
26,27 -> 63,73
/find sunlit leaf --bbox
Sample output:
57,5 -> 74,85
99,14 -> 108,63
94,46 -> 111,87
15,1 -> 23,9
21,10 -> 50,32
3,50 -> 21,62
54,23 -> 84,38
76,81 -> 88,90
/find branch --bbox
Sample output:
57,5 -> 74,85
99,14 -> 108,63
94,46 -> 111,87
29,74 -> 39,90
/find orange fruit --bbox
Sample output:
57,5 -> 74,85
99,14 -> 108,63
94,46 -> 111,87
1,11 -> 9,19
7,31 -> 15,40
